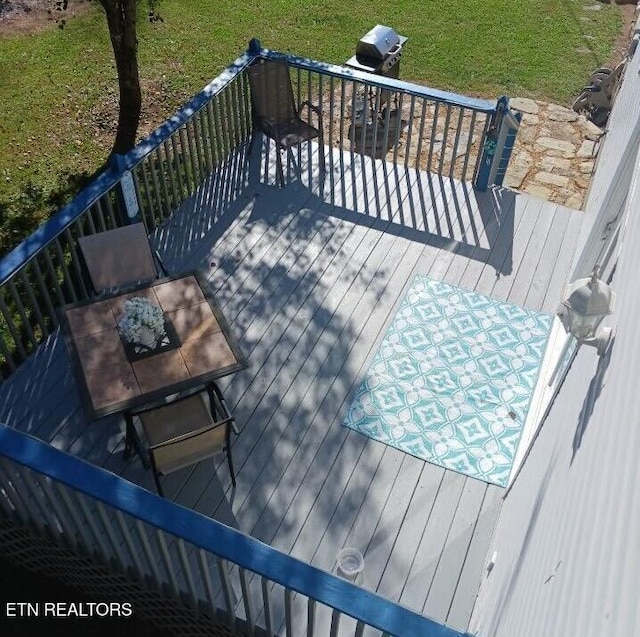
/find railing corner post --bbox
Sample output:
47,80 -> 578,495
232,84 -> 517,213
475,96 -> 521,191
248,38 -> 262,56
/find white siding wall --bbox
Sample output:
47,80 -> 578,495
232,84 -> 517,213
470,21 -> 640,637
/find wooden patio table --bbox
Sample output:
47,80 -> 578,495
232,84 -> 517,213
60,271 -> 247,464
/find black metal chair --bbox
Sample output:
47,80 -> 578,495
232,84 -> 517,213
125,382 -> 237,497
247,58 -> 325,187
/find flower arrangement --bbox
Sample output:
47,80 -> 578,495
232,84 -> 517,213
117,296 -> 166,346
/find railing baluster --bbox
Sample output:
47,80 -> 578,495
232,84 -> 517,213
216,557 -> 236,629
380,99 -> 393,174
189,116 -> 204,185
157,529 -> 181,598
137,164 -> 156,229
223,83 -> 235,158
76,491 -> 111,561
31,258 -> 58,327
0,463 -> 15,517
33,474 -> 77,544
261,576 -> 274,637
217,87 -> 230,161
371,89 -> 382,175
177,538 -> 199,606
392,92 -> 404,166
170,133 -> 186,201
285,588 -> 293,637
212,96 -> 226,168
63,227 -> 88,299
0,292 -> 27,361
5,463 -> 40,527
415,98 -> 428,170
317,72 -> 324,186
307,599 -> 316,637
178,127 -> 195,196
94,200 -> 108,232
461,109 -> 478,182
238,73 -> 251,144
189,115 -> 205,186
338,79 -> 347,205
7,280 -> 37,348
205,101 -> 220,169
404,94 -> 417,167
156,145 -> 173,220
17,268 -> 49,346
449,108 -> 465,179
354,620 -> 365,637
84,209 -> 97,235
96,501 -> 127,566
197,108 -> 213,176
42,249 -> 65,311
103,189 -> 119,228
148,150 -> 167,223
162,140 -> 179,210
137,520 -> 161,582
330,608 -> 341,637
473,114 -> 492,182
438,104 -> 453,176
53,237 -> 77,302
427,101 -> 440,173
115,510 -> 144,576
0,459 -> 29,524
239,567 -> 256,635
10,464 -> 52,534
0,334 -> 17,374
236,73 -> 247,145
198,550 -> 219,619
328,75 -> 335,193
52,480 -> 94,552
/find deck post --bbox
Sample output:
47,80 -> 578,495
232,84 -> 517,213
475,96 -> 520,191
110,153 -> 142,225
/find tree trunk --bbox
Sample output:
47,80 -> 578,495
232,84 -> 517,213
100,0 -> 142,157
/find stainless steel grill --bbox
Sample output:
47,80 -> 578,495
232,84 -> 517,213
345,25 -> 408,79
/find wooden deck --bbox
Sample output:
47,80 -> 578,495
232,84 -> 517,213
0,143 -> 583,634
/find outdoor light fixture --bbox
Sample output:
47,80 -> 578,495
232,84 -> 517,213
558,266 -> 615,356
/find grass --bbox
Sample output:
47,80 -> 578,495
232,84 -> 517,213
0,0 -> 622,256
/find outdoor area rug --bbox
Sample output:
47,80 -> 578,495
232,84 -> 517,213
342,276 -> 552,487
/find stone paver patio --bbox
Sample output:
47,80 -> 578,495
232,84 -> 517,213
505,97 -> 604,210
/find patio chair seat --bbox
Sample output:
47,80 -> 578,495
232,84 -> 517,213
267,117 -> 322,148
128,383 -> 237,497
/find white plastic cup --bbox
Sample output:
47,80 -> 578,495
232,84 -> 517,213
336,547 -> 364,582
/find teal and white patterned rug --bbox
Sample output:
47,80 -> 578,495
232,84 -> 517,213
342,276 -> 552,487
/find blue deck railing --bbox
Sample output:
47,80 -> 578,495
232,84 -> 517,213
0,39 -> 519,380
0,423 -> 470,637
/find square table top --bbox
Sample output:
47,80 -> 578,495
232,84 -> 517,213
61,272 -> 247,420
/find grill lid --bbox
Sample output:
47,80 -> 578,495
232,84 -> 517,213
355,24 -> 408,61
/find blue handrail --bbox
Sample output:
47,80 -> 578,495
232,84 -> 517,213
0,423 -> 469,637
256,44 -> 496,113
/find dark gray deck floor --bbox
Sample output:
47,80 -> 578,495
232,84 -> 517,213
0,143 -> 583,634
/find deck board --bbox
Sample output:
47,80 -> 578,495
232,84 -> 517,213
0,143 -> 584,633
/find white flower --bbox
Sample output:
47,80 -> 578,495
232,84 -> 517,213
117,297 -> 165,344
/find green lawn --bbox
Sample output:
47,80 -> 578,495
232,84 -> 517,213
0,0 -> 621,255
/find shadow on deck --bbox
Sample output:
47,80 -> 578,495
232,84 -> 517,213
0,140 -> 583,633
